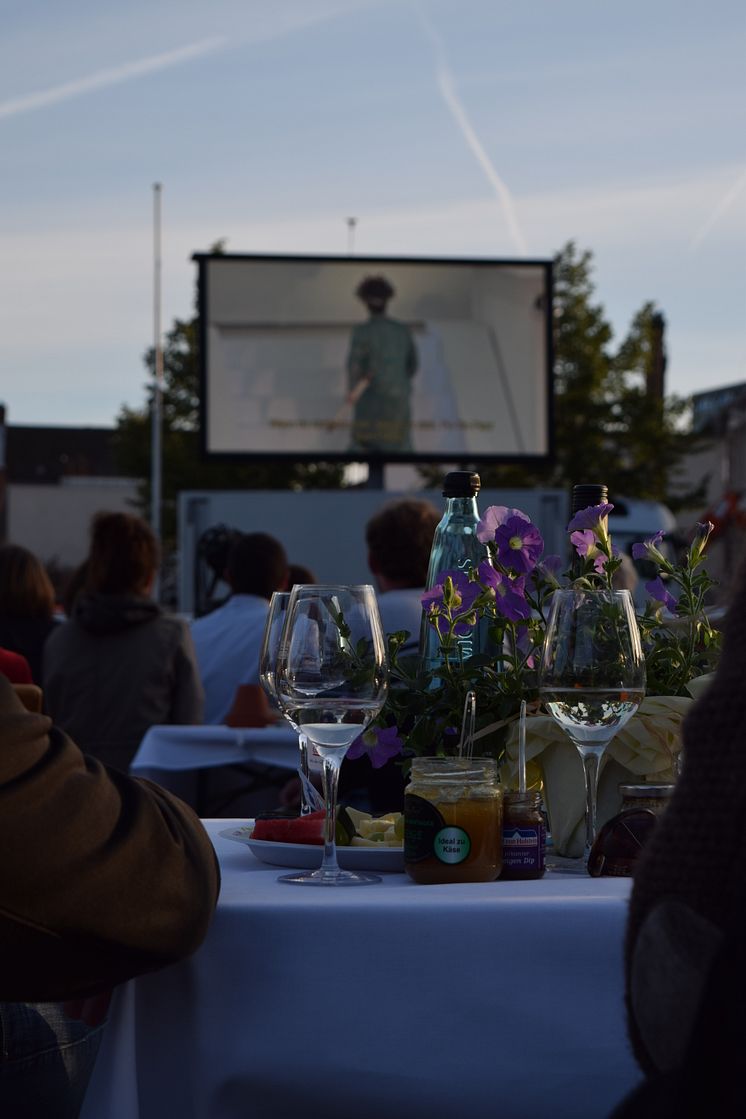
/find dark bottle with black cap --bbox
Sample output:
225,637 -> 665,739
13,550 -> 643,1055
570,483 -> 609,576
419,470 -> 494,674
571,483 -> 609,517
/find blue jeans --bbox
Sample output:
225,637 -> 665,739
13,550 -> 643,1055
0,1002 -> 104,1118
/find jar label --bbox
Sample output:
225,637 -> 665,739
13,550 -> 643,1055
404,794 -> 446,864
434,826 -> 471,864
405,794 -> 475,866
502,825 -> 545,871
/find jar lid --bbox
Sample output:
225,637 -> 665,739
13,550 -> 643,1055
410,756 -> 496,781
503,789 -> 542,805
619,784 -> 675,798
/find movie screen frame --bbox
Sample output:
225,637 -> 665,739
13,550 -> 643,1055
195,252 -> 554,465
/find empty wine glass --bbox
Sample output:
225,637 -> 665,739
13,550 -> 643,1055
538,588 -> 646,866
259,590 -> 320,815
274,584 -> 389,885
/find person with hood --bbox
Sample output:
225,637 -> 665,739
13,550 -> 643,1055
43,512 -> 203,772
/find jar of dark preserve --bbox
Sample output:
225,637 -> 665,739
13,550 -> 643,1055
500,791 -> 546,880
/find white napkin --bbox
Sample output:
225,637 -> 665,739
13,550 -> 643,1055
498,681 -> 708,858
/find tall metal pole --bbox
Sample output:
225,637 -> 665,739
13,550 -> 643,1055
0,403 -> 7,545
151,183 -> 163,559
347,216 -> 357,256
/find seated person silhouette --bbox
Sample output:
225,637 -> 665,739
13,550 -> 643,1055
0,675 -> 219,1117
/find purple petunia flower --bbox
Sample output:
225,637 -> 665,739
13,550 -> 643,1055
513,623 -> 538,668
478,562 -> 530,622
691,521 -> 715,562
493,515 -> 544,574
446,572 -> 481,634
631,530 -> 665,563
646,576 -> 677,612
421,571 -> 480,636
593,545 -> 620,575
541,554 -> 564,578
422,583 -> 445,613
347,724 -> 404,769
476,505 -> 530,544
570,529 -> 598,558
567,503 -> 615,534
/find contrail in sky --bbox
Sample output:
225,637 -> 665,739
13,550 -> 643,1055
689,166 -> 746,250
0,37 -> 227,121
415,2 -> 528,255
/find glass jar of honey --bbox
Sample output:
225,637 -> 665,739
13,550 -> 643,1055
404,757 -> 502,884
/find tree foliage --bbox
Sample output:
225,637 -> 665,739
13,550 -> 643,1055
461,242 -> 704,507
114,316 -> 344,546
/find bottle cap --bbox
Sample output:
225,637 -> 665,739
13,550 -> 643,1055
442,471 -> 480,497
571,483 -> 608,514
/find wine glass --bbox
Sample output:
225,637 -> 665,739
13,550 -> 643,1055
259,591 -> 320,816
274,584 -> 389,886
538,588 -> 646,866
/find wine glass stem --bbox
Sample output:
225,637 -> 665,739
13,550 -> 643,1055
297,733 -> 312,815
580,749 -> 604,863
320,754 -> 343,872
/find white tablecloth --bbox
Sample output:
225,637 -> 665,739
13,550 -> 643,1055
130,724 -> 300,774
82,821 -> 641,1119
129,725 -> 300,811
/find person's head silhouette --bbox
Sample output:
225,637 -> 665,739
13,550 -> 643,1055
356,276 -> 394,316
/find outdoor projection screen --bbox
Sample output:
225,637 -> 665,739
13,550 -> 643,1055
195,253 -> 553,464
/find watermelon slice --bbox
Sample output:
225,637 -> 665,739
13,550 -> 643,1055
251,810 -> 326,845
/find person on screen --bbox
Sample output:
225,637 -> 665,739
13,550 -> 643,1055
346,276 -> 418,454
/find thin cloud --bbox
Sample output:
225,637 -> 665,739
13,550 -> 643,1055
415,2 -> 528,256
689,167 -> 746,250
0,37 -> 227,121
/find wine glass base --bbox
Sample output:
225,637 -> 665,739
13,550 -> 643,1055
278,867 -> 381,886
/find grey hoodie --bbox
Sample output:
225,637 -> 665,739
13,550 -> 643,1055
43,592 -> 204,772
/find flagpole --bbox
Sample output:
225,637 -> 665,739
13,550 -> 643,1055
151,183 -> 163,586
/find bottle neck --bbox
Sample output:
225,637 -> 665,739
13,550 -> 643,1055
441,495 -> 480,521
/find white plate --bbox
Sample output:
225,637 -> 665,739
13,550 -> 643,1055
219,825 -> 405,872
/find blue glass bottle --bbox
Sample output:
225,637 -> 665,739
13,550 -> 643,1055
419,471 -> 494,675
